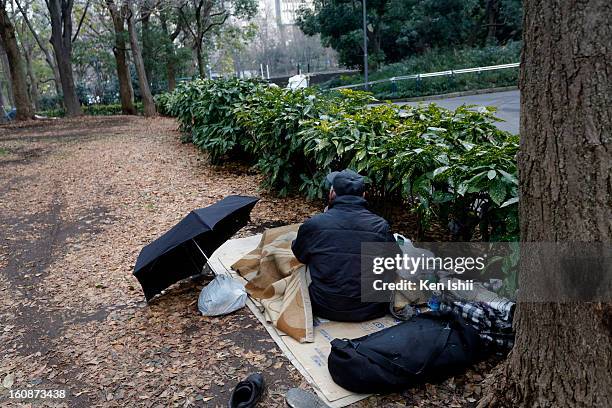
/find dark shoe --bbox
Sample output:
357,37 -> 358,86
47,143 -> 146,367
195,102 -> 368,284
285,388 -> 329,408
228,373 -> 265,408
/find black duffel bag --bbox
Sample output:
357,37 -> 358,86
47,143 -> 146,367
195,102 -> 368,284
328,313 -> 483,393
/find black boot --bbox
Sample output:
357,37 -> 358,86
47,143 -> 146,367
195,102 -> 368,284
228,373 -> 265,408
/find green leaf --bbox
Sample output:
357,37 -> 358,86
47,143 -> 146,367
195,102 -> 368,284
500,196 -> 519,208
487,169 -> 497,180
489,179 -> 507,206
433,166 -> 449,177
498,169 -> 518,185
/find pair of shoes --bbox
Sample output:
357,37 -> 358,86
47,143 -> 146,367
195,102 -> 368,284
285,388 -> 329,408
228,373 -> 265,408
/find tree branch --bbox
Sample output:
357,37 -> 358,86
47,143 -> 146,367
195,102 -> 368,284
72,0 -> 91,43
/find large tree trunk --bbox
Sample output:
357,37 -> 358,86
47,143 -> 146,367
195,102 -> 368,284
125,0 -> 155,116
106,0 -> 136,115
47,0 -> 82,116
0,2 -> 33,120
480,1 -> 612,407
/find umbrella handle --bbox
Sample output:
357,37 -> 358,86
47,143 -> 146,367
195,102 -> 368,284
191,239 -> 212,274
191,238 -> 233,277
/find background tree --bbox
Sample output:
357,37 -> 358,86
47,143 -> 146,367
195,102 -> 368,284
124,0 -> 155,116
159,6 -> 182,91
0,0 -> 33,120
481,0 -> 612,406
178,0 -> 257,78
15,0 -> 63,103
298,0 -> 523,69
47,0 -> 83,116
106,0 -> 136,114
16,20 -> 40,110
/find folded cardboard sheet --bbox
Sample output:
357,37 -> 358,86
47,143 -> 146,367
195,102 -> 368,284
209,235 -> 397,407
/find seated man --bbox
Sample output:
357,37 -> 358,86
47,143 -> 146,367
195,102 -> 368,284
291,169 -> 397,322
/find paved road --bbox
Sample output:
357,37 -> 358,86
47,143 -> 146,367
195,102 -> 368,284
401,90 -> 520,134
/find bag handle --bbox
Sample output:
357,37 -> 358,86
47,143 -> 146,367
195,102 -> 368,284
393,233 -> 409,244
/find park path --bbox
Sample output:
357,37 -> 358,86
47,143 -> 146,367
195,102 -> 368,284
0,116 -> 493,407
0,116 -> 319,407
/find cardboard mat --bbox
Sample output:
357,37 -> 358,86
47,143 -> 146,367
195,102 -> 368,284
209,235 -> 398,407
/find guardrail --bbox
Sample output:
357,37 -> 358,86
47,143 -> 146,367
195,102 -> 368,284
330,62 -> 520,90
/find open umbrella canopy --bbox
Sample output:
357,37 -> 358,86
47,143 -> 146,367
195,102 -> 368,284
134,195 -> 259,300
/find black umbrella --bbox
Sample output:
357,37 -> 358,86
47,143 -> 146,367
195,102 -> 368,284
134,195 -> 259,300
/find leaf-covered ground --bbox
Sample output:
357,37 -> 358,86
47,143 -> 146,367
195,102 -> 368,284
0,116 -> 500,407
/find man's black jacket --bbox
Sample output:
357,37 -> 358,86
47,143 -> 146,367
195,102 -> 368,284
291,195 -> 397,321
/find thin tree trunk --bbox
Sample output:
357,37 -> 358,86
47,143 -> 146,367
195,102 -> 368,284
15,0 -> 63,103
480,1 -> 612,406
47,0 -> 82,116
124,0 -> 155,116
196,45 -> 205,78
166,59 -> 176,91
21,36 -> 40,111
141,0 -> 153,85
485,0 -> 498,44
0,2 -> 33,120
106,0 -> 136,115
160,11 -> 177,91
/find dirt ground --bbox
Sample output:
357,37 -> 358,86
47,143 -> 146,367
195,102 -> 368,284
0,116 -> 498,407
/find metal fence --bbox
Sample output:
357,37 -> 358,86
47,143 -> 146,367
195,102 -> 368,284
330,62 -> 520,90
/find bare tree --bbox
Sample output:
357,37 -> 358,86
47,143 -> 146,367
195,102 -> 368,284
0,0 -> 33,120
480,1 -> 612,406
15,0 -> 63,101
106,0 -> 136,114
46,0 -> 82,116
124,0 -> 155,116
179,0 -> 227,78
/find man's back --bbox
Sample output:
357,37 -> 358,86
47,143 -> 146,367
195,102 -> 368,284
291,194 -> 395,321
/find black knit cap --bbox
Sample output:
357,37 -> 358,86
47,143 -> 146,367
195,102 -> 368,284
325,169 -> 365,196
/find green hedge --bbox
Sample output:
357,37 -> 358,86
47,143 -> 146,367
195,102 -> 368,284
38,103 -> 144,117
159,78 -> 519,242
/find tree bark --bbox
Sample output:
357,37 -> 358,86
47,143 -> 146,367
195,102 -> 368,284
0,37 -> 14,105
47,0 -> 82,116
20,32 -> 40,111
195,44 -> 205,78
480,1 -> 612,407
124,0 -> 155,116
141,0 -> 154,85
106,0 -> 136,115
0,82 -> 6,123
0,2 -> 33,120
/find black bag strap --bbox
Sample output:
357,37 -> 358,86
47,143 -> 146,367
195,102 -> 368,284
353,321 -> 453,377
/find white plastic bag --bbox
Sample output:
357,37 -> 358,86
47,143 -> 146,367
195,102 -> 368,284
287,74 -> 308,90
393,233 -> 437,279
198,274 -> 247,316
